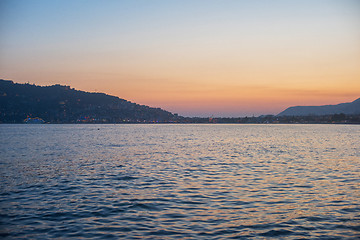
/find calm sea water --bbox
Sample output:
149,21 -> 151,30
0,124 -> 359,239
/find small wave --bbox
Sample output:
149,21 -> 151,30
0,232 -> 10,238
128,203 -> 161,211
95,226 -> 132,232
160,213 -> 186,219
40,211 -> 84,221
248,223 -> 287,230
265,200 -> 296,205
109,144 -> 125,148
304,216 -> 328,222
177,200 -> 206,205
294,225 -> 317,231
113,176 -> 137,181
259,229 -> 293,237
293,184 -> 314,188
339,207 -> 360,213
228,200 -> 252,206
146,229 -> 182,236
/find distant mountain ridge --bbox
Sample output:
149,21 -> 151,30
278,98 -> 360,116
0,79 -> 180,123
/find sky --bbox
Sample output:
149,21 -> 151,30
1,0 -> 359,117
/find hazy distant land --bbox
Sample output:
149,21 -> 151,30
278,98 -> 360,116
0,79 -> 359,124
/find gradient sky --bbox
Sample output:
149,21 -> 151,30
1,0 -> 359,117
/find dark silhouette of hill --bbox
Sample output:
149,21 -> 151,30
1,79 -> 359,124
278,98 -> 360,116
0,79 -> 180,123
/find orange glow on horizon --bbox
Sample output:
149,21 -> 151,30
1,0 -> 359,117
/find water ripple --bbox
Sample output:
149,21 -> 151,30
0,124 -> 359,239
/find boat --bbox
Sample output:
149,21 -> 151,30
24,117 -> 45,124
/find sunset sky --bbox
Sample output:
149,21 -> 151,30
1,0 -> 359,117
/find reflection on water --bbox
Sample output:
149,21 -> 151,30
0,124 -> 359,239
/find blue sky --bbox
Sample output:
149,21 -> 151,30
1,0 -> 359,116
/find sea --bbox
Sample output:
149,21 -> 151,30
0,124 -> 359,239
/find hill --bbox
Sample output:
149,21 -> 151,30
0,80 -> 180,123
278,98 -> 360,116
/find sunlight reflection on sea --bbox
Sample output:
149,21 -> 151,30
0,124 -> 359,239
